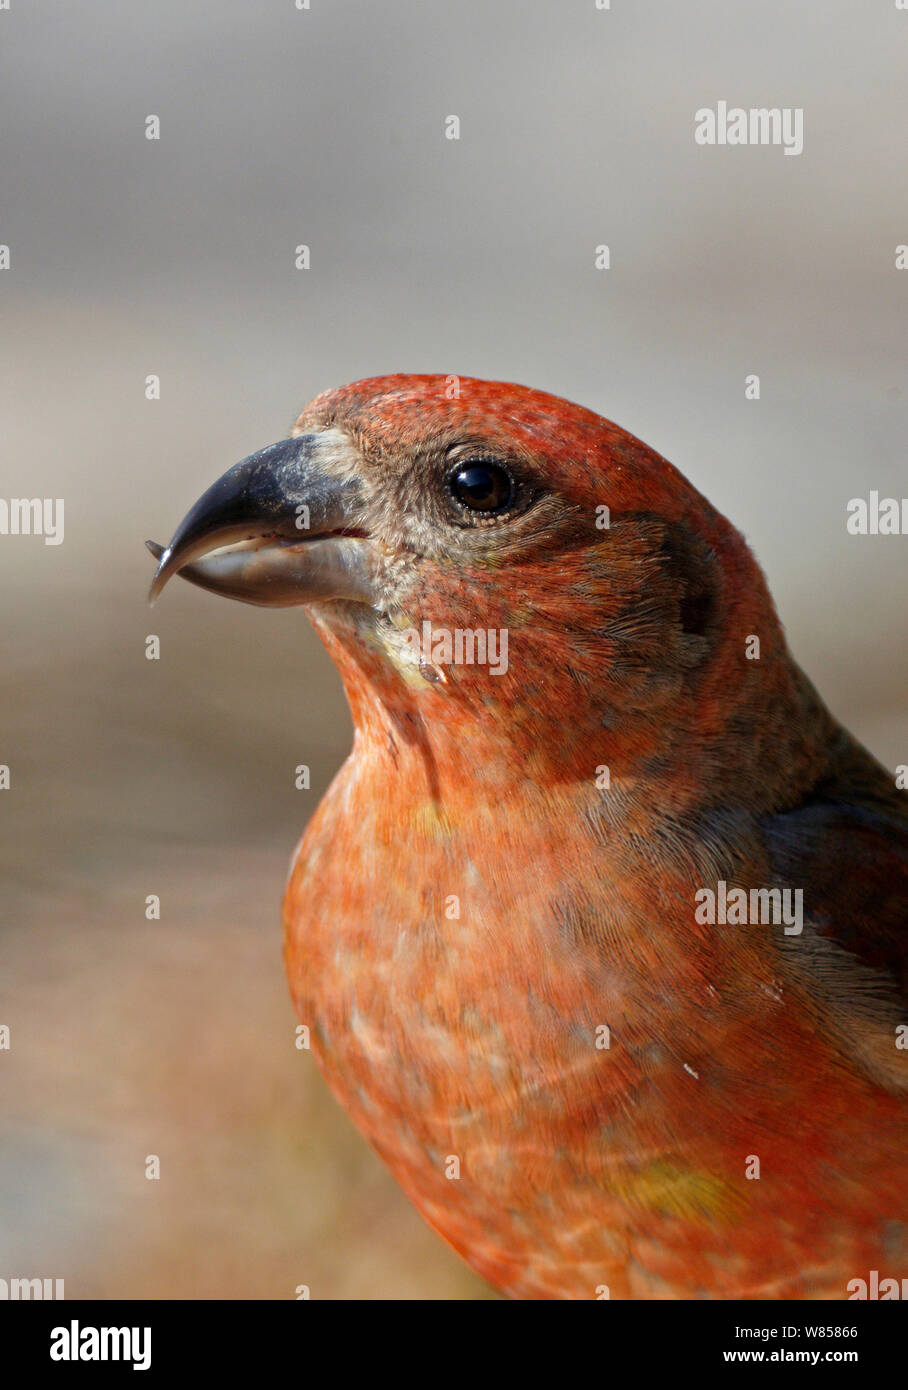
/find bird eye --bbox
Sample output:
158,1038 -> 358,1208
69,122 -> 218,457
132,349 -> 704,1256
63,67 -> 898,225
448,460 -> 514,513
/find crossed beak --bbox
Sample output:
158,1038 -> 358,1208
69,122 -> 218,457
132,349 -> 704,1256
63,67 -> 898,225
147,433 -> 376,607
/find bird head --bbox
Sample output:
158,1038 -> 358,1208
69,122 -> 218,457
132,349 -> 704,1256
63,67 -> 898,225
148,375 -> 821,800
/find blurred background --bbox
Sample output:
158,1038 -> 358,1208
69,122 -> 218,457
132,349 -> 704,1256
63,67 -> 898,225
1,0 -> 905,1298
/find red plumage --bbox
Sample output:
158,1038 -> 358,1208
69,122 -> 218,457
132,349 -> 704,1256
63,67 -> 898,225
152,376 -> 908,1298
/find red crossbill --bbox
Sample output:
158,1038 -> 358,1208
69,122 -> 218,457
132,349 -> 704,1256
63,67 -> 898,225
148,375 -> 907,1299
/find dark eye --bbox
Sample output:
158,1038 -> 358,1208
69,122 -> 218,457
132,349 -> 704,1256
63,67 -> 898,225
448,460 -> 514,513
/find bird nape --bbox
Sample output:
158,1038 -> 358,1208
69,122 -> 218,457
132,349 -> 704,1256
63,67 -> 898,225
148,374 -> 907,1300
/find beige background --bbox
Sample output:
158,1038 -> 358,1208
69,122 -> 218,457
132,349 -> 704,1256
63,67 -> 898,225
0,0 -> 905,1298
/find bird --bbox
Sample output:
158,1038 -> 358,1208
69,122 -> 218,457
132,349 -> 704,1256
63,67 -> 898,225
148,374 -> 907,1299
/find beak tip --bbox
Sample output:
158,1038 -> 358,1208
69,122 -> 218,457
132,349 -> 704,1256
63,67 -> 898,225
145,541 -> 173,604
